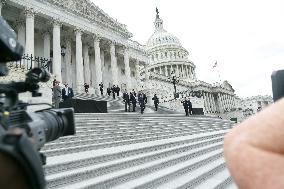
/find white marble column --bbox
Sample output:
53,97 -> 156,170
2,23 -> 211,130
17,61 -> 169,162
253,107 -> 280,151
176,65 -> 180,77
202,92 -> 206,113
0,0 -> 6,16
218,93 -> 222,113
186,66 -> 190,79
203,92 -> 207,113
211,94 -> 216,113
110,41 -> 118,85
124,48 -> 131,91
25,8 -> 34,68
159,66 -> 162,75
43,31 -> 51,59
52,20 -> 62,81
226,95 -> 228,110
135,59 -> 139,80
16,20 -> 26,49
207,93 -> 211,113
100,50 -> 105,85
208,93 -> 212,113
208,93 -> 213,112
165,65 -> 168,77
83,44 -> 90,85
94,35 -> 102,93
75,29 -> 84,91
228,95 -> 231,109
222,94 -> 226,111
65,39 -> 72,85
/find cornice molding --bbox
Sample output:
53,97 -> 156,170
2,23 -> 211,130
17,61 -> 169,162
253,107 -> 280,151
44,0 -> 132,38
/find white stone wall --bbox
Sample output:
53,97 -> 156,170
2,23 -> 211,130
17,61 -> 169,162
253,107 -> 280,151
0,67 -> 52,112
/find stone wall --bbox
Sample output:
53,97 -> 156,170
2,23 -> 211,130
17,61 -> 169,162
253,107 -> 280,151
0,67 -> 53,112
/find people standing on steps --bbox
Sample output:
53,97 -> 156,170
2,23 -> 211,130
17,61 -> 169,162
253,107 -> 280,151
152,94 -> 159,111
181,97 -> 192,116
123,91 -> 130,112
53,80 -> 61,109
99,82 -> 104,95
62,83 -> 74,101
111,85 -> 116,99
132,89 -> 137,97
116,85 -> 120,96
130,92 -> 136,112
138,92 -> 147,114
107,87 -> 111,96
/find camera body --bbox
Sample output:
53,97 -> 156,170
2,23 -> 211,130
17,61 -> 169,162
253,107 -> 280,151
0,16 -> 75,189
271,69 -> 284,102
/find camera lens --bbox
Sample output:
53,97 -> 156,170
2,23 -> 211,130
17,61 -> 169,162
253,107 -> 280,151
36,108 -> 75,142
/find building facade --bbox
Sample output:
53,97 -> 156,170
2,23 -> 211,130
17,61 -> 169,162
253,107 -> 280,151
1,0 -> 147,94
141,10 -> 237,115
1,0 -> 272,117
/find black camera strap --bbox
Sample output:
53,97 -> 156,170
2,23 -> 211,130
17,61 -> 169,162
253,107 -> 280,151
0,132 -> 46,189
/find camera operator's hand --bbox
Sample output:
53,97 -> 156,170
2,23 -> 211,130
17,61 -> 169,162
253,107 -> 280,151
224,97 -> 284,189
0,128 -> 33,189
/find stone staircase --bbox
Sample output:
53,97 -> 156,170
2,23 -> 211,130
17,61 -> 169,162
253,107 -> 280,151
42,113 -> 237,189
74,93 -> 181,114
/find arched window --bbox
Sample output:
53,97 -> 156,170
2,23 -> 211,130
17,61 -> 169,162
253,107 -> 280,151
165,52 -> 168,58
152,55 -> 154,61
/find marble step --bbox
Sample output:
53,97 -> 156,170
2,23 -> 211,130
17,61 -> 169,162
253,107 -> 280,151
175,162 -> 227,189
47,126 -> 227,146
43,125 -> 230,150
48,146 -> 223,189
213,176 -> 234,189
41,127 -> 230,156
44,135 -> 225,175
46,142 -> 223,188
115,155 -> 226,189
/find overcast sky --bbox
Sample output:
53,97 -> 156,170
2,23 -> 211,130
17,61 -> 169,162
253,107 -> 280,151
91,0 -> 284,98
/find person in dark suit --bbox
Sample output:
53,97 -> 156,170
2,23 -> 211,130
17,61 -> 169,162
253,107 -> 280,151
123,91 -> 130,112
152,94 -> 159,111
84,83 -> 89,93
107,87 -> 111,96
181,97 -> 192,116
62,83 -> 74,101
111,85 -> 116,99
116,85 -> 120,96
188,98 -> 193,115
130,92 -> 136,112
132,89 -> 137,97
53,80 -> 61,108
99,82 -> 104,95
138,92 -> 147,114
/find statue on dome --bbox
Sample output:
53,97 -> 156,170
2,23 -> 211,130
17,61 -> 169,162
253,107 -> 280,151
156,7 -> 160,18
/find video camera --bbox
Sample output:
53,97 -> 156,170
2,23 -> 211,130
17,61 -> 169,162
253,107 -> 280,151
0,17 -> 75,189
272,70 -> 284,102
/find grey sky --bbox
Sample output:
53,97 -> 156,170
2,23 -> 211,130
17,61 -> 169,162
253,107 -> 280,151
91,0 -> 284,98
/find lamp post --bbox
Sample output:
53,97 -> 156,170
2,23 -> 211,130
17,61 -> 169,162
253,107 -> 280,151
61,45 -> 66,57
168,71 -> 180,99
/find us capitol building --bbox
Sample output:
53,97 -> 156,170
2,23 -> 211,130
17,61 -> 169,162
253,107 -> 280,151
0,0 -> 272,117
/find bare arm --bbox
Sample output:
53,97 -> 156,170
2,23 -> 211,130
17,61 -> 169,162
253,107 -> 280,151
224,98 -> 284,189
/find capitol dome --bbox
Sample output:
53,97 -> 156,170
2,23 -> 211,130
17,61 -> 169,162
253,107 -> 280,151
145,8 -> 196,81
146,29 -> 182,49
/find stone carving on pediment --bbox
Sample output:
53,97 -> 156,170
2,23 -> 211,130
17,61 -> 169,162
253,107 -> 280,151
46,0 -> 132,37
